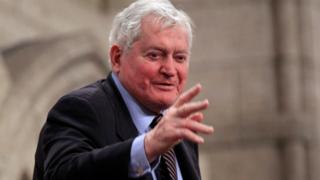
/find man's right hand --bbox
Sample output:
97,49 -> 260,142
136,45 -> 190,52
144,84 -> 214,162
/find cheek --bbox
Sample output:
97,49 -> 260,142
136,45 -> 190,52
137,65 -> 158,85
141,63 -> 159,76
178,66 -> 189,90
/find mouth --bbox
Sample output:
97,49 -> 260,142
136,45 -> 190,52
153,82 -> 177,91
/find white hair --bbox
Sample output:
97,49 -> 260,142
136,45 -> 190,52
108,0 -> 193,53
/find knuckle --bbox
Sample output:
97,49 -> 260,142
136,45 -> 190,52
178,105 -> 188,115
178,129 -> 187,138
180,120 -> 188,128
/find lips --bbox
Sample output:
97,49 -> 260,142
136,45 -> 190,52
153,81 -> 177,91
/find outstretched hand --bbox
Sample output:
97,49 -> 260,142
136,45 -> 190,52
144,84 -> 214,162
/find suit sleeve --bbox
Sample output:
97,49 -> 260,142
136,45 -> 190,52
40,95 -> 133,180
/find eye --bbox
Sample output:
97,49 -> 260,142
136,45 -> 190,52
174,54 -> 187,63
146,50 -> 163,61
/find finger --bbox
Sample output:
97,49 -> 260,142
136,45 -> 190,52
189,112 -> 204,122
180,120 -> 214,134
176,99 -> 209,117
177,129 -> 205,144
174,84 -> 202,107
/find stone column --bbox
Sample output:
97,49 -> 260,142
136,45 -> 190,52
0,55 -> 10,108
271,0 -> 307,179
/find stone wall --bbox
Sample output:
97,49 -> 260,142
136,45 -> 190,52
181,0 -> 320,179
0,33 -> 107,180
0,0 -> 319,180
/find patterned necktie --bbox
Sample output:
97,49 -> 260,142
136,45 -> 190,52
150,114 -> 178,180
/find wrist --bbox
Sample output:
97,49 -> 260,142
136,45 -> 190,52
144,132 -> 157,162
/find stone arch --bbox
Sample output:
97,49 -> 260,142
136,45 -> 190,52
0,32 -> 108,180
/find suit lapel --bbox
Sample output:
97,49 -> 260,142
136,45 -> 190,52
103,74 -> 201,179
102,74 -> 139,141
175,141 -> 201,180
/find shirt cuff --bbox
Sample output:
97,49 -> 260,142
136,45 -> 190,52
128,134 -> 152,177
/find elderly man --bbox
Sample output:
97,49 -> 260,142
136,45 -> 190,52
33,0 -> 213,180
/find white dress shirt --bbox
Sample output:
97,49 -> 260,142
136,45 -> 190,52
111,73 -> 183,180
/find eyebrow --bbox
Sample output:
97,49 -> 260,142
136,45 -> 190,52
146,46 -> 189,55
146,46 -> 167,53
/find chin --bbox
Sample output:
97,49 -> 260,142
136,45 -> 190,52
158,98 -> 176,108
148,93 -> 178,110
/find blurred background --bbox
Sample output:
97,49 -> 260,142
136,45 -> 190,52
0,0 -> 319,179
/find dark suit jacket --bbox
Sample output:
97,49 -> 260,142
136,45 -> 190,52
33,74 -> 201,180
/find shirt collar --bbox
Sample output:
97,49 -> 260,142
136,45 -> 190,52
111,72 -> 156,134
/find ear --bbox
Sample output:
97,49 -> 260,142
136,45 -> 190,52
109,45 -> 122,73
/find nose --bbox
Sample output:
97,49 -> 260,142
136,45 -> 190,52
159,57 -> 175,78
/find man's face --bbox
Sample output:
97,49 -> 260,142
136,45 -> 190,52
112,17 -> 190,113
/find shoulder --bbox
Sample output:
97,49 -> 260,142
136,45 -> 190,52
57,77 -> 117,108
63,79 -> 108,103
52,75 -> 129,121
48,78 -> 119,122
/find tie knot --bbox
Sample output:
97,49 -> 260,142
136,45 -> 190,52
149,114 -> 163,129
